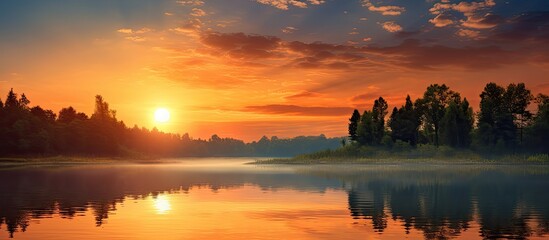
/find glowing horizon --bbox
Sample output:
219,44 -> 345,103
1,0 -> 548,141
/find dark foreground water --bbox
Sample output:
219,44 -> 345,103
1,158 -> 549,240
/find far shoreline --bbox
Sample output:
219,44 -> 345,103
251,145 -> 549,165
0,156 -> 174,167
251,155 -> 549,165
0,156 -> 272,168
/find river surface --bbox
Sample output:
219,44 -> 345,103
1,158 -> 549,239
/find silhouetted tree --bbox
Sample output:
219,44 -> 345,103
416,84 -> 457,147
92,95 -> 116,121
5,88 -> 19,109
478,83 -> 505,146
525,94 -> 549,153
477,82 -> 531,149
30,106 -> 56,123
357,111 -> 374,145
348,109 -> 361,142
58,107 -> 79,124
0,83 -> 546,159
440,97 -> 474,148
19,94 -> 30,110
372,97 -> 388,145
389,95 -> 420,146
354,97 -> 389,146
504,83 -> 533,145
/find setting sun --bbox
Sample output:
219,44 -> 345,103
154,108 -> 170,123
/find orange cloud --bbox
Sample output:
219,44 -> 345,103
362,0 -> 405,16
116,28 -> 151,34
461,13 -> 503,29
256,0 -> 311,10
430,0 -> 495,16
192,30 -> 546,73
200,32 -> 282,59
117,28 -> 133,34
285,91 -> 323,100
244,104 -> 354,116
380,21 -> 402,32
456,29 -> 480,39
190,8 -> 206,17
281,26 -> 298,34
176,0 -> 204,6
429,12 -> 455,27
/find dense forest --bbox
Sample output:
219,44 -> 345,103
0,89 -> 342,157
348,82 -> 548,155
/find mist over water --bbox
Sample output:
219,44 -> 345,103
1,159 -> 548,239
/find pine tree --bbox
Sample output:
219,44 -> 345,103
504,83 -> 533,145
5,88 -> 19,109
389,95 -> 420,146
440,96 -> 473,148
356,110 -> 374,145
19,93 -> 30,109
372,97 -> 388,145
525,94 -> 549,153
348,109 -> 361,142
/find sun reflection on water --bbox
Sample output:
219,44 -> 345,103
152,195 -> 172,214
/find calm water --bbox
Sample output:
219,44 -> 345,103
1,158 -> 549,240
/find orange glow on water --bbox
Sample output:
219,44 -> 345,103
6,185 -> 548,240
152,195 -> 172,214
9,186 -> 423,239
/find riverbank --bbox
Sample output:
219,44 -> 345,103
0,156 -> 170,167
252,145 -> 549,165
253,157 -> 549,165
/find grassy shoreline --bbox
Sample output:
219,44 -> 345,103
252,145 -> 549,165
252,157 -> 549,165
0,156 -> 170,167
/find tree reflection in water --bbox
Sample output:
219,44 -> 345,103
0,163 -> 548,239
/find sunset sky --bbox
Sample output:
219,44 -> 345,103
1,0 -> 548,141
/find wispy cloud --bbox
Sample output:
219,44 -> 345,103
176,0 -> 204,6
190,8 -> 207,17
193,31 -> 542,71
461,13 -> 503,29
281,26 -> 298,34
430,0 -> 495,16
429,12 -> 455,27
380,21 -> 402,32
285,91 -> 322,100
429,0 -> 498,30
116,28 -> 151,34
361,0 -> 405,16
256,0 -> 326,10
456,29 -> 480,39
200,32 -> 282,59
244,104 -> 353,116
171,18 -> 203,34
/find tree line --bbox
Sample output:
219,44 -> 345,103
348,82 -> 548,154
0,88 -> 342,157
